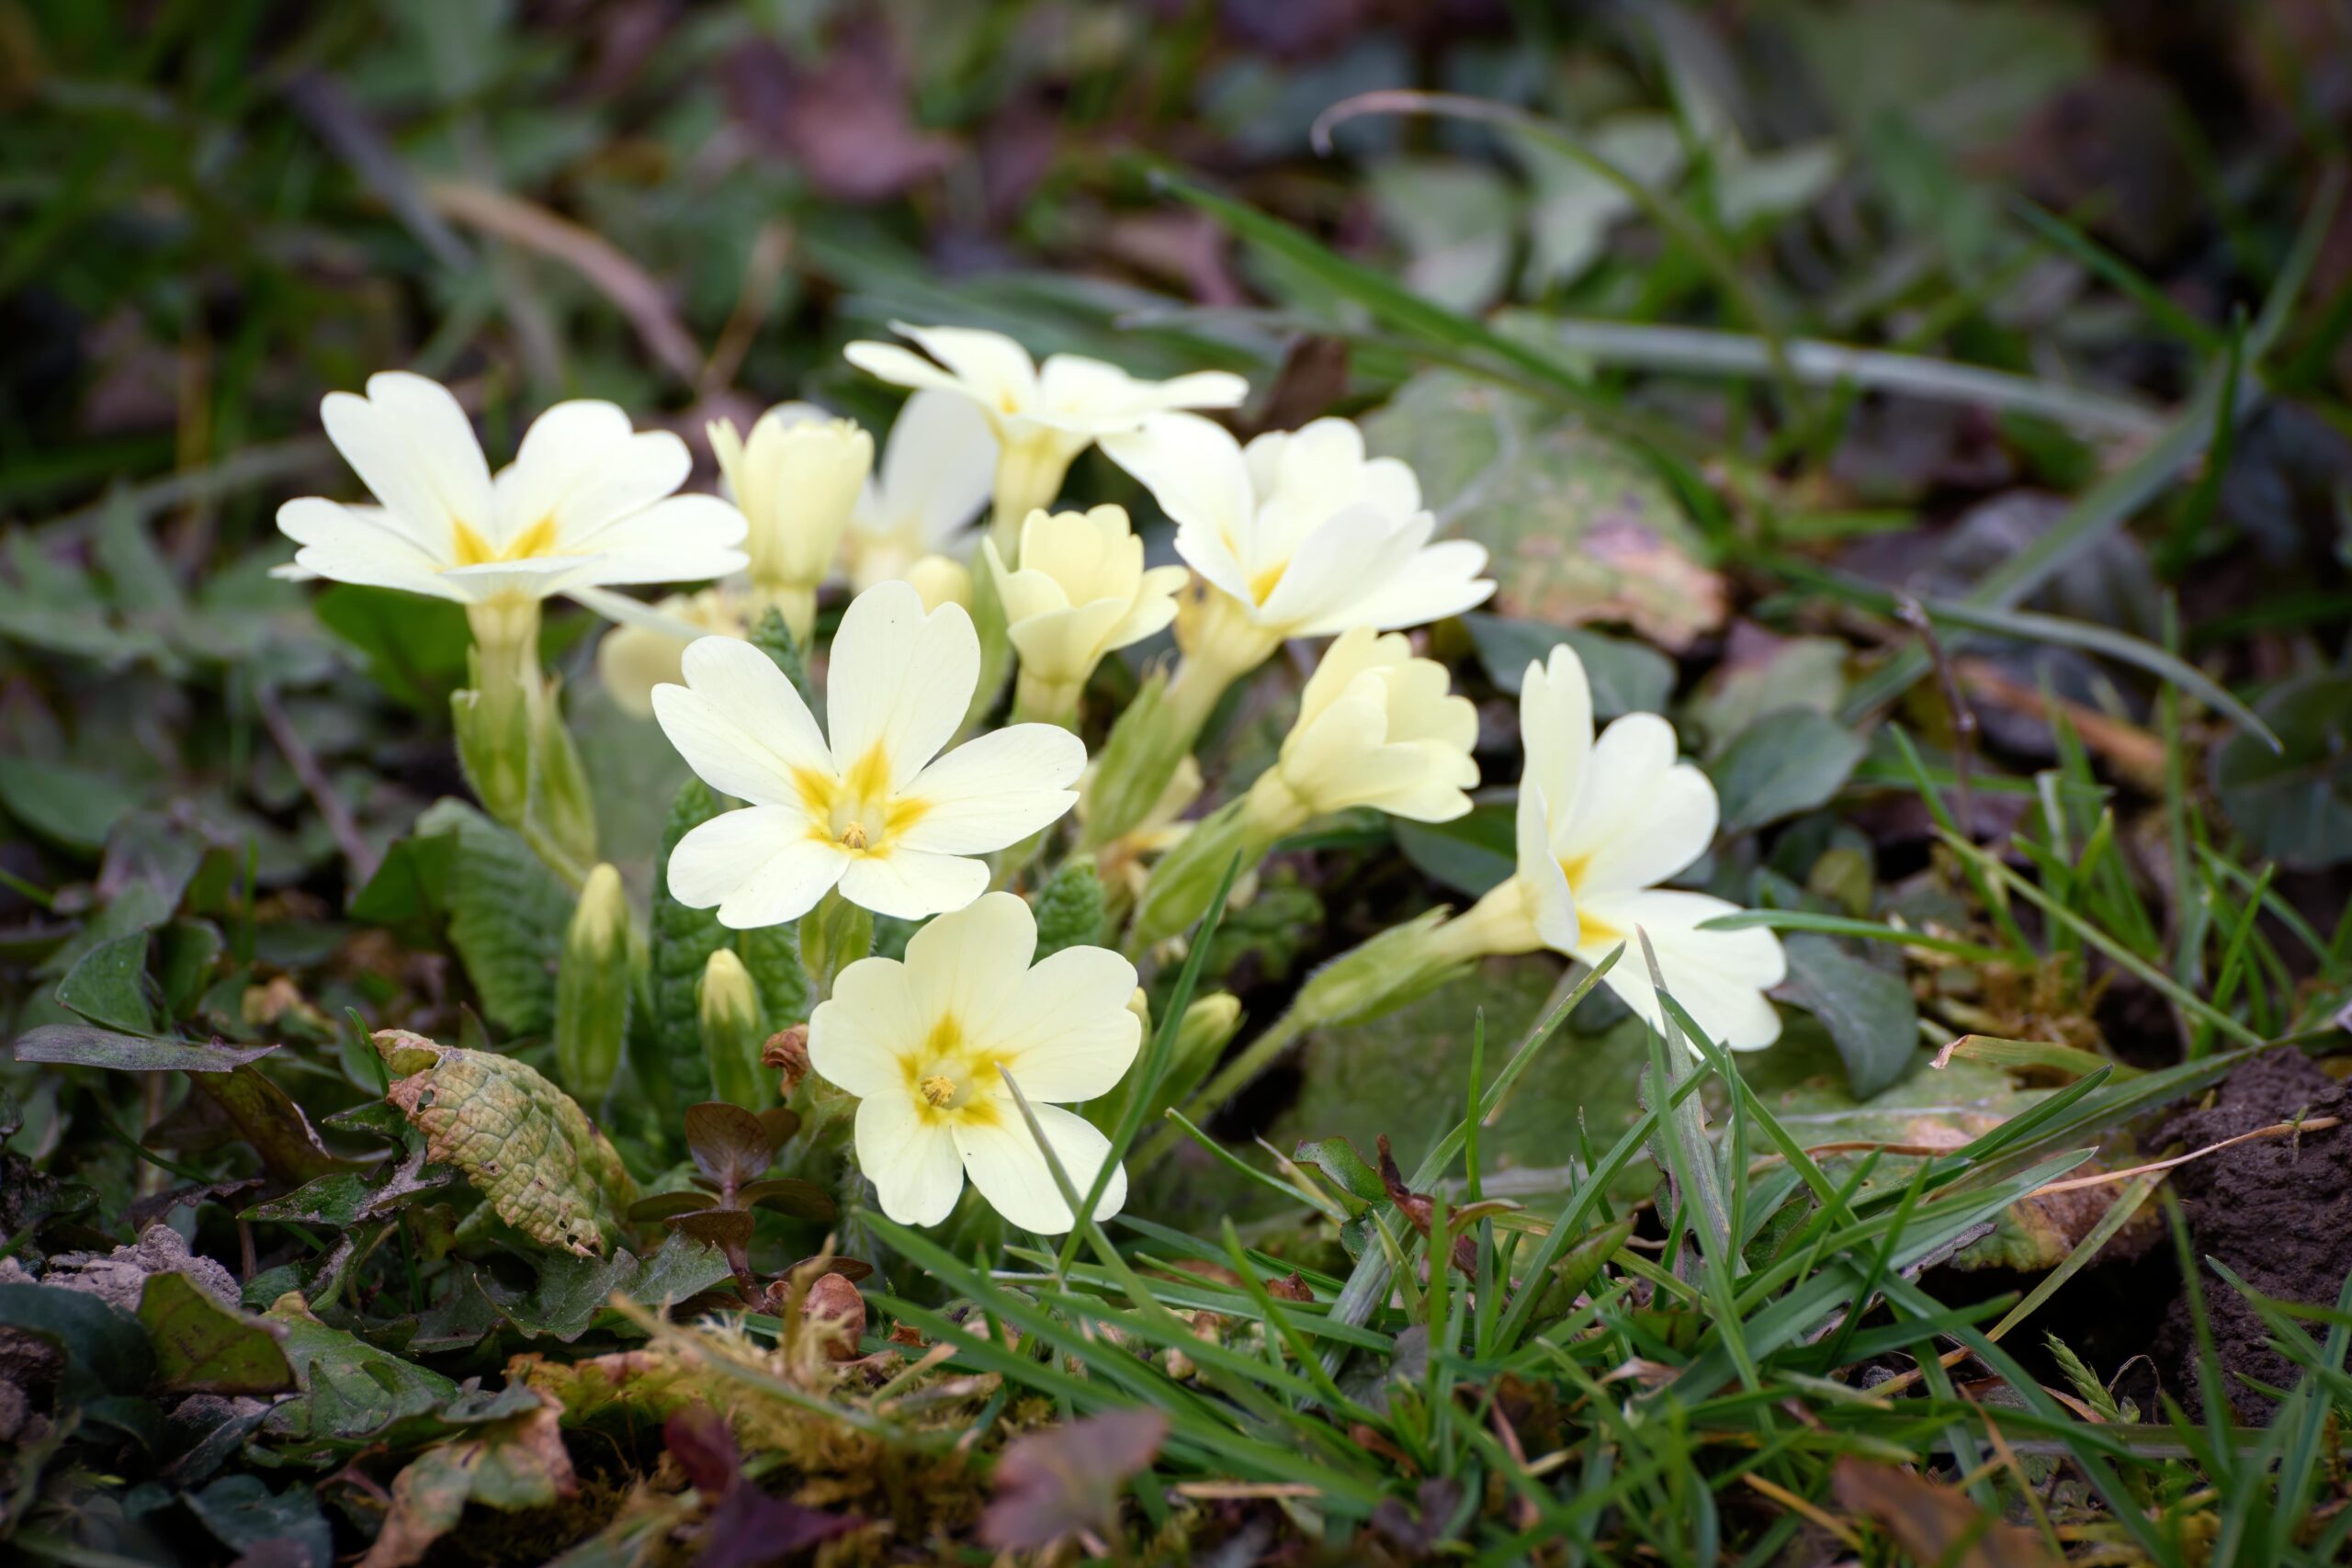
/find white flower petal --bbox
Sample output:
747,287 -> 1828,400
953,1101 -> 1125,1234
895,323 -> 1039,407
841,342 -> 972,401
837,848 -> 989,920
986,946 -> 1140,1101
651,637 -> 831,807
1261,507 -> 1428,632
899,891 -> 1037,1039
1516,781 -> 1579,953
664,806 -> 834,912
713,837 -> 850,929
501,401 -> 691,543
561,494 -> 749,587
810,953 -> 922,1098
824,581 -> 978,788
1521,642 -> 1595,833
434,557 -> 602,604
897,725 -> 1085,855
1553,713 -> 1680,869
1574,762 -> 1718,895
856,1095 -> 966,1226
276,499 -> 465,599
1579,889 -> 1785,1051
319,371 -> 492,546
871,389 -> 997,549
1101,412 -> 1254,554
1328,536 -> 1495,632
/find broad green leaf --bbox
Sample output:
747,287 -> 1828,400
0,756 -> 142,852
1780,933 -> 1920,1099
404,798 -> 572,1033
1395,806 -> 1516,897
182,1475 -> 334,1568
487,1233 -> 738,1343
2212,673 -> 2352,869
56,931 -> 158,1033
313,583 -> 471,712
259,1293 -> 463,1461
1685,634 -> 1849,758
378,1029 -> 637,1256
13,1024 -> 275,1072
138,1270 -> 296,1395
1366,155 -> 1516,312
1461,613 -> 1675,716
0,1282 -> 154,1406
1706,708 -> 1868,832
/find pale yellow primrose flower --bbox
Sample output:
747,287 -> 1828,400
651,581 -> 1085,926
594,587 -> 750,718
1432,643 -> 1786,1050
983,505 -> 1188,725
707,409 -> 874,643
842,322 -> 1248,543
274,371 -> 748,629
1134,629 -> 1476,945
1105,412 -> 1494,667
1239,626 -> 1481,832
808,891 -> 1139,1232
903,553 -> 973,612
842,389 -> 997,590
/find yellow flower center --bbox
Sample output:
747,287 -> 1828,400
1247,558 -> 1289,605
1555,853 -> 1619,948
904,1014 -> 1003,1126
794,744 -> 928,857
450,515 -> 560,568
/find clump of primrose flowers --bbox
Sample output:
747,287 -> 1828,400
275,323 -> 1786,1239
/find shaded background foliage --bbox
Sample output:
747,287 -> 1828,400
6,0 -> 2352,1563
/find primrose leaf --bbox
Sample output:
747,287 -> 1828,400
1032,857 -> 1107,957
650,779 -> 729,1105
139,1270 -> 296,1395
376,1029 -> 636,1257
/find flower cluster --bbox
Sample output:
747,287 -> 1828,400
276,323 -> 1784,1237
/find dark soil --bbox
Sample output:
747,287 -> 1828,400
2150,1048 -> 2352,1424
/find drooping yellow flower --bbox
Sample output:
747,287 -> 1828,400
1130,629 -> 1478,945
808,892 -> 1139,1232
1431,643 -> 1786,1050
1240,626 -> 1481,833
982,505 -> 1188,725
651,581 -> 1085,925
843,322 -> 1247,545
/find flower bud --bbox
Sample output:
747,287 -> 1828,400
698,947 -> 768,1109
710,410 -> 873,640
555,863 -> 632,1104
985,504 -> 1185,726
904,553 -> 972,613
1249,626 -> 1477,827
1289,908 -> 1464,1030
1129,797 -> 1268,949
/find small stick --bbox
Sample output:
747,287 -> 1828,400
254,682 -> 378,886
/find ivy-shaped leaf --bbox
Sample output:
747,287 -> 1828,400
376,1029 -> 636,1257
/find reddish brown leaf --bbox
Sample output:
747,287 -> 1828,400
1831,1458 -> 2062,1568
979,1409 -> 1169,1552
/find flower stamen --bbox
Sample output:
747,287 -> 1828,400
839,821 -> 868,851
920,1075 -> 956,1108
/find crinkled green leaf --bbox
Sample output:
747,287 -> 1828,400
1032,857 -> 1107,958
56,931 -> 158,1033
1706,708 -> 1868,833
378,1030 -> 635,1256
413,798 -> 573,1034
650,779 -> 728,1105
